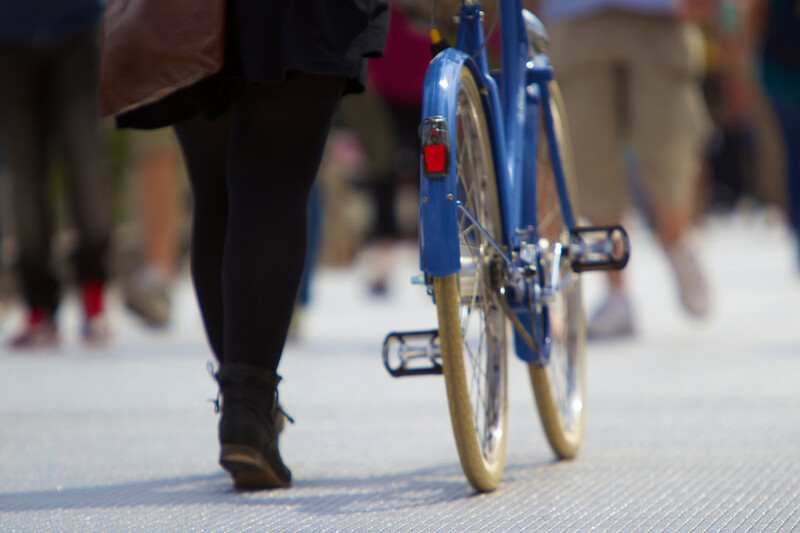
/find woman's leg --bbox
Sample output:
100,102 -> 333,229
772,102 -> 800,266
176,73 -> 344,370
0,46 -> 58,314
180,74 -> 345,490
773,104 -> 800,231
55,31 -> 112,288
174,112 -> 231,362
54,31 -> 113,341
223,73 -> 345,372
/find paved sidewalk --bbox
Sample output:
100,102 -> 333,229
1,212 -> 799,532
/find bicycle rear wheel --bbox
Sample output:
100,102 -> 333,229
433,66 -> 508,493
529,82 -> 588,458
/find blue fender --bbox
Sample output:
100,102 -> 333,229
418,48 -> 477,278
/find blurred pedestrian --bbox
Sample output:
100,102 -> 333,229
750,0 -> 800,267
701,1 -> 760,210
0,0 -> 112,348
539,0 -> 716,338
362,0 -> 431,295
0,142 -> 7,327
108,1 -> 389,489
123,127 -> 187,328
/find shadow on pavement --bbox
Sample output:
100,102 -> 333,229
0,463 -> 522,515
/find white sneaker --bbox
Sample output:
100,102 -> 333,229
587,292 -> 635,340
82,314 -> 112,347
665,241 -> 710,317
124,267 -> 172,328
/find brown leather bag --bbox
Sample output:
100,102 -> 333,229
100,0 -> 227,117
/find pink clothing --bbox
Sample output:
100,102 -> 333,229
368,6 -> 430,108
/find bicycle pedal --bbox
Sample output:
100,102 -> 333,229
382,329 -> 443,377
568,225 -> 630,272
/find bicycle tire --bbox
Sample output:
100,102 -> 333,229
433,66 -> 508,493
529,81 -> 588,458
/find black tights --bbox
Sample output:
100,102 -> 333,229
175,74 -> 345,372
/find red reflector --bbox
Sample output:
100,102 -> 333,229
424,145 -> 447,174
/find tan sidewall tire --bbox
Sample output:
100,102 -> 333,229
435,275 -> 507,492
528,80 -> 587,459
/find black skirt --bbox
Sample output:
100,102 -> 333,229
117,0 -> 390,129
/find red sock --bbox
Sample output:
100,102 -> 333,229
82,280 -> 105,318
28,308 -> 49,326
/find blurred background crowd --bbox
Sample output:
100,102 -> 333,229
0,0 -> 797,348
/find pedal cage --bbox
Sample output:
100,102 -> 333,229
382,329 -> 443,377
569,225 -> 630,272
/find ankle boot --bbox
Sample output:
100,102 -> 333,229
214,363 -> 291,489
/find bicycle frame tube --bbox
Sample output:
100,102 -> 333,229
455,0 -> 531,248
497,0 -> 530,238
538,80 -> 577,229
496,0 -> 578,236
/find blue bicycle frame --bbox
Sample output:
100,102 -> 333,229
418,0 -> 575,364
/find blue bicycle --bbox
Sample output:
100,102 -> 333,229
383,0 -> 630,492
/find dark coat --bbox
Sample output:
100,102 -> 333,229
117,0 -> 390,129
0,0 -> 103,45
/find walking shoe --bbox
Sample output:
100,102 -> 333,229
123,267 -> 171,328
9,309 -> 59,349
365,241 -> 394,297
665,241 -> 710,317
82,314 -> 112,347
214,363 -> 292,489
587,292 -> 635,340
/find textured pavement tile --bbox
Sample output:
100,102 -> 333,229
1,213 -> 799,532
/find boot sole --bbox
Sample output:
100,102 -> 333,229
220,444 -> 291,490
